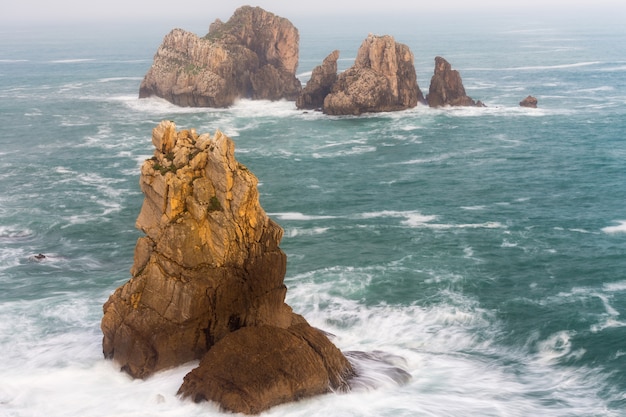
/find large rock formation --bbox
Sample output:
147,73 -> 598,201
138,6 -> 301,107
296,50 -> 340,110
427,56 -> 484,107
101,121 -> 353,413
322,34 -> 424,115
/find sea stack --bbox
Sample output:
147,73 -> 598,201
427,56 -> 484,107
322,34 -> 424,115
138,6 -> 302,107
101,121 -> 353,414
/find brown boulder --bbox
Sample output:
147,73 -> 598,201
323,34 -> 424,115
427,56 -> 484,107
296,50 -> 340,110
138,6 -> 301,107
520,95 -> 538,108
178,324 -> 353,414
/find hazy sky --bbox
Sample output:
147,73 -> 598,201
4,0 -> 625,24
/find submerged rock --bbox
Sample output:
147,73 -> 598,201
322,34 -> 424,115
139,6 -> 301,107
101,121 -> 353,413
427,56 -> 484,107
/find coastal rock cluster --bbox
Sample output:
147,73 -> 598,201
139,6 -> 301,107
101,121 -> 353,413
138,6 -> 488,114
138,6 -> 539,113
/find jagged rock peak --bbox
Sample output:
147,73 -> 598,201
205,6 -> 299,74
322,34 -> 424,115
138,6 -> 301,107
101,121 -> 354,414
296,50 -> 340,110
426,56 -> 485,107
102,121 -> 294,378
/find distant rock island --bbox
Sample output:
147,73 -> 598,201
139,6 -> 301,107
426,56 -> 484,108
101,121 -> 354,413
520,95 -> 538,108
138,6 -> 492,113
317,34 -> 424,115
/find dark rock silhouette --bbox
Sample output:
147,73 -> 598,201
296,50 -> 340,110
427,56 -> 484,107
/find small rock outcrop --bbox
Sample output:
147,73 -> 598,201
427,56 -> 484,107
138,6 -> 301,107
296,50 -> 340,110
101,121 -> 353,413
178,324 -> 352,414
520,95 -> 538,108
322,34 -> 424,115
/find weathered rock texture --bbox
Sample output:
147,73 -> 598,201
520,95 -> 538,108
178,324 -> 352,414
323,34 -> 424,115
138,6 -> 301,107
427,56 -> 484,107
101,121 -> 353,413
296,50 -> 340,110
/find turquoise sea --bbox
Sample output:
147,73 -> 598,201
1,11 -> 625,417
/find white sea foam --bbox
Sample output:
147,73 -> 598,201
312,146 -> 377,159
0,247 -> 25,271
469,61 -> 601,71
461,205 -> 487,211
602,220 -> 626,234
297,70 -> 313,81
284,227 -> 330,238
269,212 -> 337,221
603,280 -> 626,292
124,96 -> 219,115
428,222 -> 504,230
355,210 -> 438,225
282,272 -> 616,416
49,58 -> 96,64
0,225 -> 34,241
98,77 -> 144,83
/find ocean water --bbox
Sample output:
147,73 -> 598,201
1,12 -> 626,417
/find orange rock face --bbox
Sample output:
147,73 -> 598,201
101,121 -> 353,413
101,121 -> 293,377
